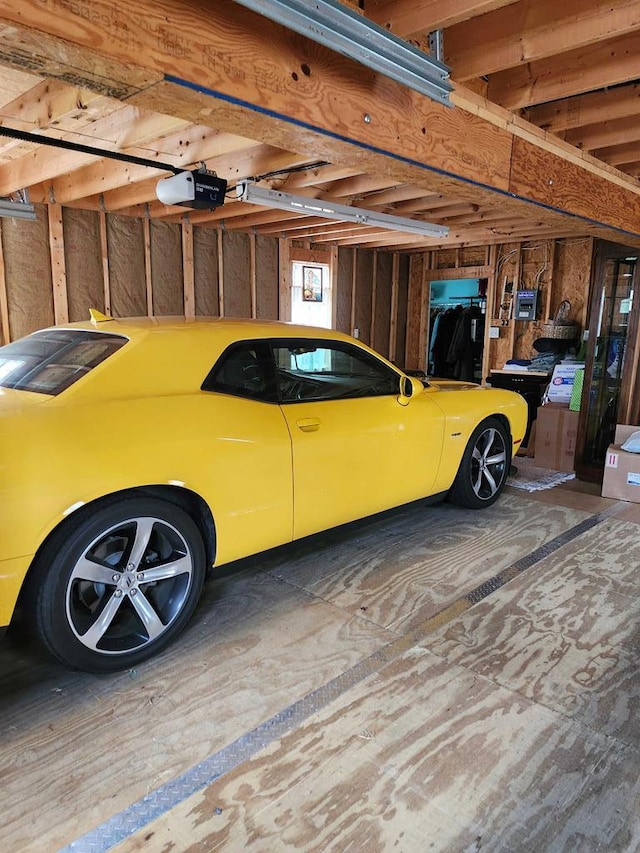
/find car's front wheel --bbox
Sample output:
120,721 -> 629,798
26,497 -> 206,672
448,417 -> 510,509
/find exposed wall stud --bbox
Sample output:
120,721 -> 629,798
217,228 -> 225,317
544,240 -> 557,321
48,203 -> 69,325
389,253 -> 399,361
405,254 -> 423,370
350,249 -> 358,335
250,231 -> 257,319
98,211 -> 111,315
182,221 -> 195,318
143,215 -> 153,317
481,244 -> 498,383
423,250 -> 436,371
369,250 -> 378,345
0,225 -> 10,344
508,245 -> 522,359
330,245 -> 338,329
418,250 -> 429,372
278,237 -> 291,321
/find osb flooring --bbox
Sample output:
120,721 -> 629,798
1,481 -> 639,852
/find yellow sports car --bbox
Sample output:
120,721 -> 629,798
0,314 -> 527,672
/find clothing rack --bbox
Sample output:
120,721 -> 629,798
430,296 -> 484,309
428,298 -> 485,380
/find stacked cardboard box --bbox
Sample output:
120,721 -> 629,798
602,425 -> 640,502
534,403 -> 579,472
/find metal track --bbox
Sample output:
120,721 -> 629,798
230,0 -> 452,106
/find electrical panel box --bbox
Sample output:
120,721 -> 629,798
515,289 -> 539,321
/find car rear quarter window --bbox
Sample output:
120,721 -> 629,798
202,341 -> 278,402
0,330 -> 127,395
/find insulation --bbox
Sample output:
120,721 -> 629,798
150,221 -> 184,316
373,252 -> 392,356
193,228 -> 219,317
222,231 -> 251,318
63,208 -> 104,321
107,214 -> 146,317
465,247 -> 488,266
335,247 -> 353,334
255,235 -> 278,320
395,255 -> 409,367
2,206 -> 54,340
553,238 -> 592,329
514,241 -> 553,360
436,249 -> 457,268
404,254 -> 425,370
353,249 -> 373,345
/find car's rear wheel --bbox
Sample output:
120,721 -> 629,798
448,417 -> 510,509
26,497 -> 206,673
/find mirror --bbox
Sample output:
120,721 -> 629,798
398,374 -> 424,405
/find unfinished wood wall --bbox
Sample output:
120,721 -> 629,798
337,246 -> 407,366
487,238 -> 593,372
0,207 -> 412,369
405,238 -> 595,377
0,204 -> 594,383
0,204 -> 281,345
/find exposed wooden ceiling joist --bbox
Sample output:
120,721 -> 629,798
366,0 -> 520,35
444,0 -> 640,82
0,0 -> 636,251
565,115 -> 640,153
487,31 -> 640,110
523,83 -> 640,134
596,142 -> 640,168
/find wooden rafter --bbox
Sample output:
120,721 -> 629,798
365,0 -> 519,35
0,0 -> 636,249
488,31 -> 640,110
524,83 -> 640,134
565,115 -> 640,153
446,0 -> 640,82
595,142 -> 640,168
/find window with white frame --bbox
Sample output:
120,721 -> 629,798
290,262 -> 332,328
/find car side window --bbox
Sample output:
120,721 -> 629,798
202,342 -> 277,402
272,340 -> 400,403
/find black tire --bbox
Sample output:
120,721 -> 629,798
448,417 -> 511,509
25,497 -> 206,673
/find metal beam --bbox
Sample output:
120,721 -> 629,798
231,0 -> 452,106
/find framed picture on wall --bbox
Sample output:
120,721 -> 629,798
302,265 -> 323,302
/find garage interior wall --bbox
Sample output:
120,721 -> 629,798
0,204 -> 593,375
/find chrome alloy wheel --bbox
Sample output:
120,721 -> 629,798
65,516 -> 194,656
470,426 -> 508,501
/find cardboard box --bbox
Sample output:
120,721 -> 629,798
602,425 -> 640,502
534,403 -> 579,471
547,362 -> 585,404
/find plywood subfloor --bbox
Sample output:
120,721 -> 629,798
1,485 -> 638,852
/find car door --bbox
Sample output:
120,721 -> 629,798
272,339 -> 445,540
199,340 -> 293,564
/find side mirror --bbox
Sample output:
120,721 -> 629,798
398,375 -> 424,406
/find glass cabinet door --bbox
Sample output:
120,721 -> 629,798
577,243 -> 639,479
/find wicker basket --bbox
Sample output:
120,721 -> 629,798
541,321 -> 580,339
542,299 -> 579,339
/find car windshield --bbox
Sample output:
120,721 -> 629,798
0,329 -> 127,395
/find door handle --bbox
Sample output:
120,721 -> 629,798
296,418 -> 320,432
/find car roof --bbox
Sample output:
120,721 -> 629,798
53,315 -> 355,344
22,315 -> 406,404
